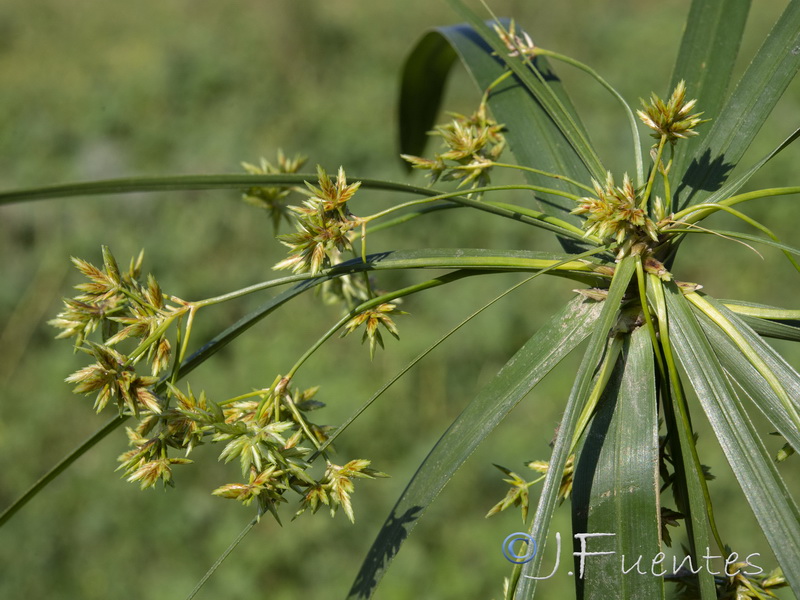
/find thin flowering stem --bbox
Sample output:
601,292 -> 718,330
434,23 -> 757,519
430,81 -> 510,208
313,245 -> 611,459
217,388 -> 271,407
647,276 -> 727,555
485,69 -> 515,94
194,245 -> 603,311
125,310 -> 185,365
489,162 -> 595,193
283,272 -> 478,382
671,203 -> 800,272
634,255 -> 665,379
282,392 -> 322,451
362,204 -> 462,235
662,223 -> 764,259
533,47 -> 645,187
674,186 -> 800,224
361,197 -> 450,222
360,184 -> 590,241
184,516 -> 259,600
661,150 -> 673,217
640,134 -> 667,211
177,305 -> 198,366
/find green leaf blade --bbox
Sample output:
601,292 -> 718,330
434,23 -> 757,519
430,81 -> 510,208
669,0 -> 751,180
664,284 -> 800,592
346,295 -> 603,599
675,1 -> 800,210
515,256 -> 636,598
572,327 -> 663,600
404,16 -> 594,232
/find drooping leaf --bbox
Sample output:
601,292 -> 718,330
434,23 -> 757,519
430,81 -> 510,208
692,297 -> 800,453
399,16 -> 596,231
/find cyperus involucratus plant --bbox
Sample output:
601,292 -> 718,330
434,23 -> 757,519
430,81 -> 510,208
1,1 -> 799,599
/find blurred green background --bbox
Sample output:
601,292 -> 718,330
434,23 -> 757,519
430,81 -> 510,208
1,1 -> 799,598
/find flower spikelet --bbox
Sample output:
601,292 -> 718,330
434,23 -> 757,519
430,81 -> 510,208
317,460 -> 388,523
492,20 -> 536,58
637,80 -> 706,143
402,103 -> 505,190
486,464 -> 532,522
274,212 -> 355,274
527,454 -> 575,504
65,343 -> 160,414
274,166 -> 361,274
342,302 -> 406,359
572,172 -> 659,256
242,150 -> 307,232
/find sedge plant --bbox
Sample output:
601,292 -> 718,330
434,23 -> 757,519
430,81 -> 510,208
1,1 -> 799,598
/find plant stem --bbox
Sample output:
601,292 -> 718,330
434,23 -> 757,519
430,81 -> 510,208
284,271 -> 476,381
312,245 -> 611,458
184,515 -> 259,600
641,135 -> 667,210
0,414 -> 127,528
648,277 -> 726,554
490,162 -> 594,193
673,186 -> 800,224
534,47 -> 644,186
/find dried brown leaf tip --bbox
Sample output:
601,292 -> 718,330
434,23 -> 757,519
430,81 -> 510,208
637,80 -> 707,143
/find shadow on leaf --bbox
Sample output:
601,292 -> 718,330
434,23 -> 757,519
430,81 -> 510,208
348,505 -> 423,599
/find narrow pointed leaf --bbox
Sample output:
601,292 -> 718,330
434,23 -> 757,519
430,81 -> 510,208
665,284 -> 800,591
647,276 -> 717,599
668,0 -> 750,180
720,300 -> 800,341
572,327 -> 663,599
692,297 -> 800,453
398,30 -> 459,159
702,126 -> 800,207
675,1 -> 800,210
515,256 -> 636,598
346,295 -> 603,599
729,315 -> 800,342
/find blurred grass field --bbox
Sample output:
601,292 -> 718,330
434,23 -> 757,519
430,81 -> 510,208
1,1 -> 799,598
